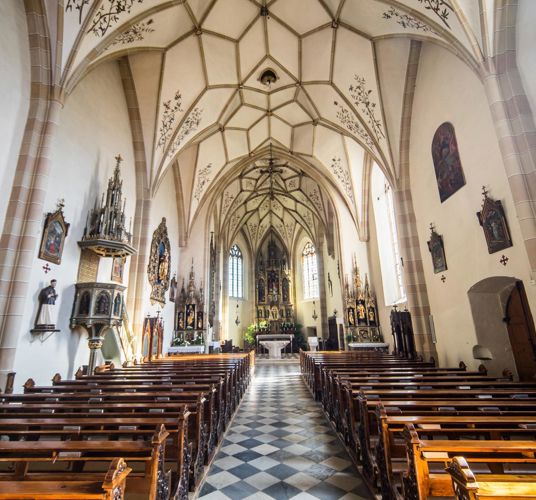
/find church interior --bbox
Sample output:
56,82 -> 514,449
1,0 -> 536,499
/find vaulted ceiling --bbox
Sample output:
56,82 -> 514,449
55,0 -> 491,239
213,151 -> 331,251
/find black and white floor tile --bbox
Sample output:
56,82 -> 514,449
197,361 -> 372,500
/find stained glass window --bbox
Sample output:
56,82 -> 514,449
229,244 -> 243,298
302,242 -> 319,299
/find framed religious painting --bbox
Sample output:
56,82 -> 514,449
477,188 -> 513,254
196,311 -> 204,330
111,256 -> 125,283
427,224 -> 447,274
431,122 -> 466,202
38,202 -> 70,265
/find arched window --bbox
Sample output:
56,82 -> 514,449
302,242 -> 319,299
371,164 -> 406,305
229,244 -> 243,298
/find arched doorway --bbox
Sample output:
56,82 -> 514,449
468,277 -> 536,379
505,281 -> 536,380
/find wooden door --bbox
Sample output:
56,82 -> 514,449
506,282 -> 536,380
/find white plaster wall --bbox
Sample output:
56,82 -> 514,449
145,168 -> 180,352
0,1 -> 30,234
409,43 -> 535,371
12,61 -> 137,387
336,197 -> 370,298
517,0 -> 536,118
294,232 -> 319,334
367,196 -> 393,345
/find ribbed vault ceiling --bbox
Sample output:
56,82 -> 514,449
57,0 -> 490,238
214,153 -> 329,251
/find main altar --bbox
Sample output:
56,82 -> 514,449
255,237 -> 294,330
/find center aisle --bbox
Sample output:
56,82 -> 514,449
198,360 -> 372,500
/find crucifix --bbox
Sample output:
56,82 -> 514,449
260,144 -> 284,200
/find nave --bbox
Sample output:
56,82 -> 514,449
198,361 -> 371,500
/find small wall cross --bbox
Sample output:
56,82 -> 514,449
500,255 -> 509,266
42,263 -> 51,274
440,275 -> 446,283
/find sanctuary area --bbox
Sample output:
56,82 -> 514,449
0,1 -> 536,499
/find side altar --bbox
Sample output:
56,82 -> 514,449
344,256 -> 386,348
170,263 -> 206,353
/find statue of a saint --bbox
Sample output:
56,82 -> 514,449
35,279 -> 58,330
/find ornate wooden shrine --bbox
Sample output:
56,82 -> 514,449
255,236 -> 294,332
344,255 -> 383,343
172,263 -> 205,347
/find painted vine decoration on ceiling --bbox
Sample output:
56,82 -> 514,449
169,108 -> 203,155
383,7 -> 438,34
330,157 -> 354,202
417,0 -> 453,29
308,188 -> 324,215
248,222 -> 258,240
109,18 -> 155,47
333,102 -> 375,149
88,0 -> 144,37
158,91 -> 183,149
66,0 -> 90,24
194,164 -> 212,202
285,222 -> 294,240
221,191 -> 234,215
348,76 -> 385,140
287,178 -> 298,190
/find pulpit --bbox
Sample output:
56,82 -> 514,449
259,340 -> 290,359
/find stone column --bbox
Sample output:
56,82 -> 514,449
118,57 -> 151,362
482,0 -> 536,276
0,0 -> 62,386
394,40 -> 437,361
130,198 -> 152,361
316,232 -> 329,342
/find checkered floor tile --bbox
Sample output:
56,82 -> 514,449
197,361 -> 372,500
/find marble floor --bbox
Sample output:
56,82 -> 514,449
197,361 -> 372,500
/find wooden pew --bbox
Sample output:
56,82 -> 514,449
0,393 -> 205,491
1,353 -> 250,498
0,425 -> 169,500
0,457 -> 131,500
374,412 -> 536,499
447,456 -> 536,499
401,424 -> 536,500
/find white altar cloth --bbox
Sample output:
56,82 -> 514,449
347,342 -> 389,351
260,340 -> 290,359
168,345 -> 205,354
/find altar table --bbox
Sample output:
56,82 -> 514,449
347,342 -> 389,352
168,345 -> 205,355
259,340 -> 290,359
